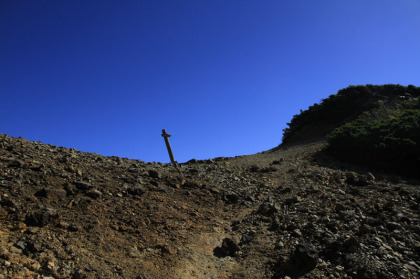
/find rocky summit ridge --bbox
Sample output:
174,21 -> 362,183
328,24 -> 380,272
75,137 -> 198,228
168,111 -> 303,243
0,133 -> 419,278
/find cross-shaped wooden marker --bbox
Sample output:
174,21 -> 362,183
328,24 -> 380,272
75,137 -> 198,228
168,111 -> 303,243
161,129 -> 176,165
161,129 -> 184,180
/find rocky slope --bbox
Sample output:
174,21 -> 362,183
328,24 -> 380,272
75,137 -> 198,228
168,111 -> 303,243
0,133 -> 419,278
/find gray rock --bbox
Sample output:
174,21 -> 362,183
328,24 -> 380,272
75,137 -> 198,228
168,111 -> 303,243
127,185 -> 147,196
15,240 -> 26,250
35,188 -> 67,201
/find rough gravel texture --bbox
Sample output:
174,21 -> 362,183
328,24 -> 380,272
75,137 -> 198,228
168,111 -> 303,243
0,134 -> 419,278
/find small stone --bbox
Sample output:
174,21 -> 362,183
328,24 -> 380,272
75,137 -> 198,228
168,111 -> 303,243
25,209 -> 58,227
358,224 -> 372,234
35,188 -> 67,201
29,260 -> 41,271
46,261 -> 55,270
275,240 -> 285,249
86,189 -> 102,199
292,229 -> 303,237
8,159 -> 25,168
57,221 -> 70,229
15,240 -> 26,250
68,224 -> 81,232
386,222 -> 402,231
404,264 -> 417,271
257,202 -> 279,217
400,216 -> 411,224
317,261 -> 328,270
335,265 -> 344,271
0,198 -> 18,208
291,242 -> 318,273
294,196 -> 303,202
285,196 -> 302,205
127,185 -> 147,196
156,244 -> 176,255
129,246 -> 141,258
335,203 -> 346,212
408,261 -> 420,270
338,189 -> 346,195
249,165 -> 260,172
25,240 -> 41,253
343,237 -> 361,252
240,234 -> 254,245
224,192 -> 239,204
72,269 -> 85,279
367,172 -> 375,181
13,222 -> 27,232
270,217 -> 280,231
272,158 -> 284,165
74,181 -> 94,191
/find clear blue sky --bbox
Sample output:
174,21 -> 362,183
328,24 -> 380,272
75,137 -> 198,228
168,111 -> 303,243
1,0 -> 419,163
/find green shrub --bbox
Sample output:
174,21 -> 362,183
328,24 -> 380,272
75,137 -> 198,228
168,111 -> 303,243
282,84 -> 420,144
327,109 -> 420,177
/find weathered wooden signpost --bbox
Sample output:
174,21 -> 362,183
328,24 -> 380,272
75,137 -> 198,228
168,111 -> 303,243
161,129 -> 176,165
161,129 -> 184,179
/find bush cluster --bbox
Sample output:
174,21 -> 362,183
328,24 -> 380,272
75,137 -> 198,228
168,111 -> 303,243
327,108 -> 420,177
282,84 -> 420,144
281,84 -> 420,177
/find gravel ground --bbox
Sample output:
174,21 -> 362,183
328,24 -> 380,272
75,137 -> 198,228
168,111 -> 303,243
0,134 -> 419,278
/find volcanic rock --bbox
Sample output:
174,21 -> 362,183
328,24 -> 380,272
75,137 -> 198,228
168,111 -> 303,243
220,238 -> 240,257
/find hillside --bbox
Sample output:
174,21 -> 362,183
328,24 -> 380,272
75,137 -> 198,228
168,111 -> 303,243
0,132 -> 419,278
282,84 -> 420,178
282,84 -> 420,145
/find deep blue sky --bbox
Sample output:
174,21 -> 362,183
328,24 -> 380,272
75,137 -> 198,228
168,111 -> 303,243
1,1 -> 419,162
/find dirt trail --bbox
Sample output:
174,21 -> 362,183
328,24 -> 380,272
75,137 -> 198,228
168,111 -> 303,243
174,227 -> 234,279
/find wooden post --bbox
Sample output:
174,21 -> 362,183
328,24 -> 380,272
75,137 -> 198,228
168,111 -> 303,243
161,129 -> 184,181
161,129 -> 176,164
162,129 -> 185,184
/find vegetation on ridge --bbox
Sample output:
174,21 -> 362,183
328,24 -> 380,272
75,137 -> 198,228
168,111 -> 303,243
282,84 -> 420,177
